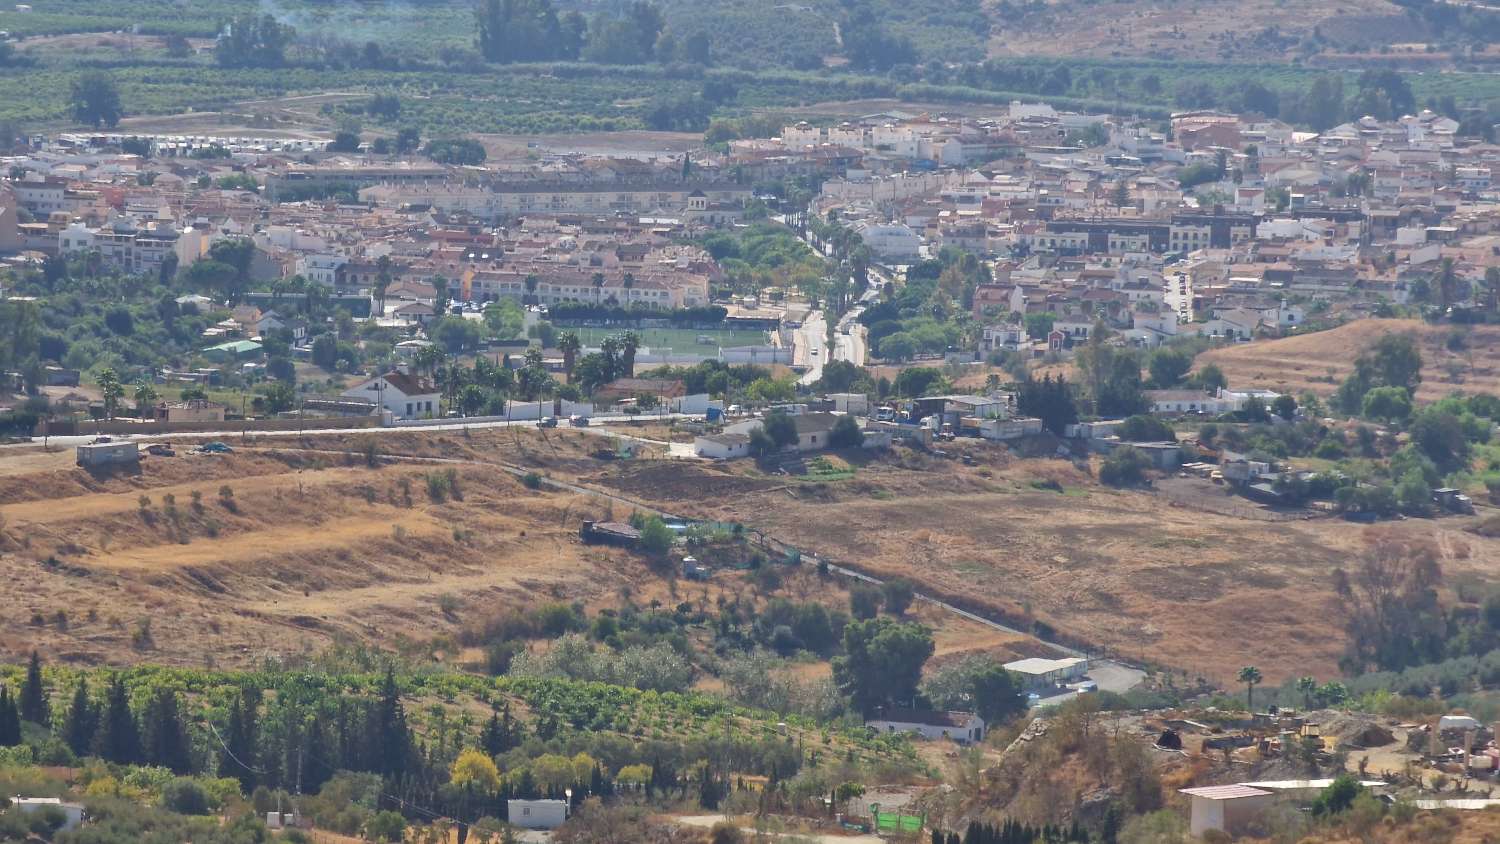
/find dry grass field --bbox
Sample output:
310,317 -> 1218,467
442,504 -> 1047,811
0,427 -> 1020,676
588,445 -> 1500,685
0,429 -> 658,668
13,412 -> 1500,689
985,0 -> 1407,61
1196,318 -> 1500,403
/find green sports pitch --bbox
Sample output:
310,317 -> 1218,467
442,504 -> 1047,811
569,326 -> 769,354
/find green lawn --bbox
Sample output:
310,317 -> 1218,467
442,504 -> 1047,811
570,326 -> 768,354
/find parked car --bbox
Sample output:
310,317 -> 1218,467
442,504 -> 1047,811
198,441 -> 234,453
91,436 -> 113,444
145,444 -> 176,457
569,415 -> 590,427
538,416 -> 558,428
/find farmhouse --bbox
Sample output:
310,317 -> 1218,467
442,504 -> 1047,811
866,709 -> 986,744
342,371 -> 440,420
1145,389 -> 1232,415
724,412 -> 842,452
694,433 -> 751,460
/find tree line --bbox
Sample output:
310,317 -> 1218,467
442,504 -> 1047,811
475,0 -> 709,67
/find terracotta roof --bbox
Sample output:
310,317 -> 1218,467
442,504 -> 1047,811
368,371 -> 433,396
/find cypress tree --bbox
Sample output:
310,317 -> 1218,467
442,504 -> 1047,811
698,764 -> 720,809
0,686 -> 21,746
480,709 -> 504,757
92,675 -> 141,764
63,679 -> 96,757
375,668 -> 410,778
302,714 -> 334,794
143,687 -> 192,774
219,695 -> 243,780
480,703 -> 519,757
19,651 -> 48,726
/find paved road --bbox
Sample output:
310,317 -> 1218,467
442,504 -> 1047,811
794,309 -> 829,385
10,413 -> 692,450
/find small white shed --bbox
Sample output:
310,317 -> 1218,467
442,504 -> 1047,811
508,798 -> 568,830
1180,784 -> 1274,837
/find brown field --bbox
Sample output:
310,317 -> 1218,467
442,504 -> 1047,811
986,0 -> 1406,61
1196,318 -> 1500,404
0,427 -> 1017,674
0,429 -> 655,667
587,446 -> 1500,685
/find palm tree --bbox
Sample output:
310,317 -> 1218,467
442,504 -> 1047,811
413,344 -> 445,378
96,368 -> 124,419
1295,676 -> 1318,710
523,274 -> 539,305
1238,666 -> 1263,712
600,336 -> 623,381
557,331 -> 581,383
620,331 -> 640,376
374,254 -> 393,315
1435,257 -> 1456,311
133,381 -> 158,418
591,272 -> 606,304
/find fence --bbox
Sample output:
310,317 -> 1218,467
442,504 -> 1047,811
39,415 -> 382,437
871,806 -> 923,834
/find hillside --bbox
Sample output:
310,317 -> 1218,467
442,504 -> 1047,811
0,428 -> 1021,681
1195,318 -> 1500,404
984,0 -> 1409,62
0,431 -> 657,667
587,442 -> 1500,684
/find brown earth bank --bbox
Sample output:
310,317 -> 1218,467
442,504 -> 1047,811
1196,318 -> 1500,403
585,445 -> 1500,685
0,428 -> 1021,673
0,431 -> 653,668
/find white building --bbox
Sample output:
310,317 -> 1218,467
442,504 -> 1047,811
1180,785 -> 1275,838
724,412 -> 841,453
298,253 -> 348,288
866,709 -> 986,744
342,371 -> 440,420
12,177 -> 66,215
694,432 -> 751,459
852,221 -> 922,260
1144,390 -> 1233,415
507,799 -> 568,830
1003,656 -> 1088,689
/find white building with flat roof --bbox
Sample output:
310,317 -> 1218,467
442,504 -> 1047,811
1180,785 -> 1274,837
1003,656 -> 1088,689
